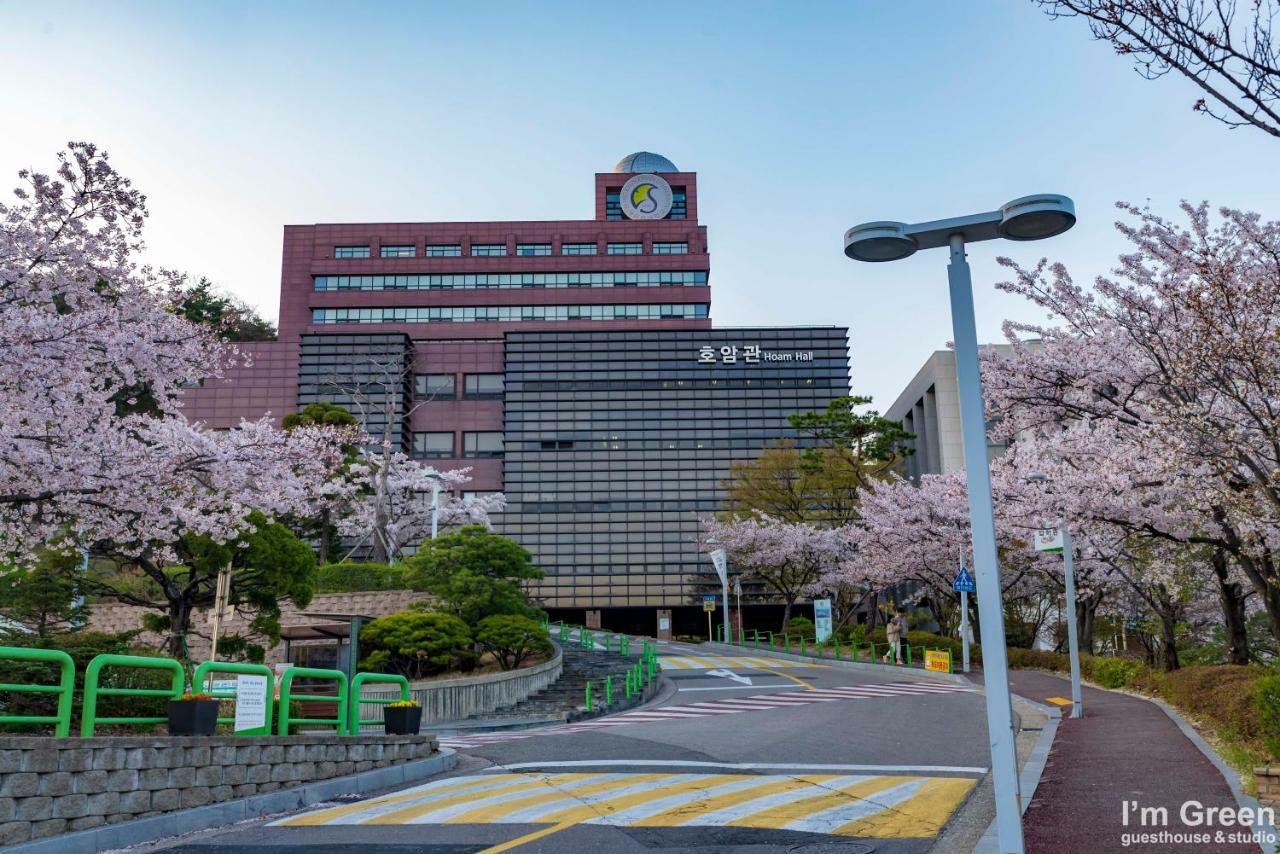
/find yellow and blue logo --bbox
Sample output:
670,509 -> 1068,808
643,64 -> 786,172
619,173 -> 673,220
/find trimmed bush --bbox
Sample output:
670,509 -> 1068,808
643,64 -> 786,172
475,615 -> 553,671
1093,657 -> 1143,689
1256,674 -> 1280,758
316,562 -> 411,593
358,610 -> 473,680
786,617 -> 815,637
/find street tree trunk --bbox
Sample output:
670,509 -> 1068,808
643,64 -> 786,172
1158,608 -> 1180,671
1212,550 -> 1250,665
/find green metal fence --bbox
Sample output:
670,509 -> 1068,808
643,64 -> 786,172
81,654 -> 185,737
348,672 -> 411,732
0,646 -> 76,737
192,661 -> 275,736
277,666 -> 349,735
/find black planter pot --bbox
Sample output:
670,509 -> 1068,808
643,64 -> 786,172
167,699 -> 219,736
384,705 -> 422,735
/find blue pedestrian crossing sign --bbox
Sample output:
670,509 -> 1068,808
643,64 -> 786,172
702,595 -> 717,612
953,567 -> 976,593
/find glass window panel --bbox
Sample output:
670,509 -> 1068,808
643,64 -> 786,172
379,244 -> 416,258
414,373 -> 455,398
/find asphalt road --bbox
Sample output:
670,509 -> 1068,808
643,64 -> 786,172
153,642 -> 991,853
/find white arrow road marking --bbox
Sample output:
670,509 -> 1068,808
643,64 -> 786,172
705,668 -> 753,685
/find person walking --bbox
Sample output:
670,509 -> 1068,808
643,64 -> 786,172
883,608 -> 907,665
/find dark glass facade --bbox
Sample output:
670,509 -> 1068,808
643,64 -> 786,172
497,328 -> 849,607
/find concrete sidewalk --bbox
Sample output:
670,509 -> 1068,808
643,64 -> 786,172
973,668 -> 1264,854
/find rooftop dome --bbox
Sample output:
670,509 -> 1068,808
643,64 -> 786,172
612,151 -> 678,173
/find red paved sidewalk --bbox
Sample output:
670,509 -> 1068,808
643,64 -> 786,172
970,668 -> 1261,853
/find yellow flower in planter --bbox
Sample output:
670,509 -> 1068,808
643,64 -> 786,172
387,699 -> 421,709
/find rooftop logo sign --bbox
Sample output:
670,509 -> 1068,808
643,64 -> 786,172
619,173 -> 673,220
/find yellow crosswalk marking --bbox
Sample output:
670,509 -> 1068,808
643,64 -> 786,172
276,771 -> 978,840
276,775 -> 505,826
632,776 -> 815,826
444,773 -> 671,824
365,774 -> 597,824
836,777 -> 977,838
726,775 -> 909,830
658,655 -> 827,671
537,774 -> 746,823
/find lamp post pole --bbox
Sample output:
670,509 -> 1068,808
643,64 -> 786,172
947,234 -> 1025,852
844,195 -> 1076,854
430,478 -> 441,540
1060,525 -> 1083,718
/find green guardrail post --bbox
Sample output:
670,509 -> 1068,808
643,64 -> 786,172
752,630 -> 759,649
277,667 -> 349,735
605,675 -> 613,706
833,638 -> 841,661
81,653 -> 185,738
868,642 -> 876,662
585,680 -> 593,712
192,660 -> 275,736
0,646 -> 76,737
800,637 -> 807,657
906,644 -> 913,666
349,672 -> 411,733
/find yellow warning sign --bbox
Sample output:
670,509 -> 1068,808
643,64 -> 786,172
924,649 -> 952,674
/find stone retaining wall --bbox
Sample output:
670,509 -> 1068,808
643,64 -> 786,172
359,644 -> 563,724
0,733 -> 437,846
1256,766 -> 1280,808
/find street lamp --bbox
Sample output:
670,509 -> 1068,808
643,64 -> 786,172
1026,471 -> 1084,720
844,193 -> 1075,854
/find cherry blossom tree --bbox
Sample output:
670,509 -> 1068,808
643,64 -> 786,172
335,451 -> 505,561
1,142 -> 354,653
699,515 -> 848,631
982,201 -> 1280,652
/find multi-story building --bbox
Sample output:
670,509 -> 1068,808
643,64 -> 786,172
884,347 -> 1012,481
183,152 -> 850,633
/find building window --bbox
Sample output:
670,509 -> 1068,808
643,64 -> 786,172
425,244 -> 461,257
471,243 -> 507,257
670,190 -> 687,220
314,270 -> 708,292
561,243 -> 597,255
334,246 -> 370,259
463,431 -> 504,458
311,303 -> 709,325
379,244 -> 416,258
412,432 -> 454,459
464,373 -> 505,399
414,373 -> 456,398
516,243 -> 551,256
652,242 -> 688,254
607,242 -> 643,255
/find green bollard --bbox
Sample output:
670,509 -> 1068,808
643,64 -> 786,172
785,635 -> 791,654
753,630 -> 760,650
906,644 -> 913,666
585,681 -> 593,711
606,675 -> 613,705
800,637 -> 806,657
834,638 -> 841,660
818,642 -> 824,659
869,642 -> 876,661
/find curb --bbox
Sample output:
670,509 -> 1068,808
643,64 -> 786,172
6,747 -> 458,854
972,697 -> 1062,854
700,641 -> 971,686
1150,697 -> 1278,854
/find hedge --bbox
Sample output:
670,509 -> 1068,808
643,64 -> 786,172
315,562 -> 412,593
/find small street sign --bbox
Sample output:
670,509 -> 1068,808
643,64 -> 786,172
1034,527 -> 1065,553
732,577 -> 742,597
702,595 -> 717,613
953,567 -> 976,593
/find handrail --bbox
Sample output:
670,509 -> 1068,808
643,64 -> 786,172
0,646 -> 76,737
81,653 -> 185,737
348,672 -> 410,732
192,661 -> 275,736
277,666 -> 349,735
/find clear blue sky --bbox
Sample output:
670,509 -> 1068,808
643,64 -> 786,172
2,1 -> 1276,409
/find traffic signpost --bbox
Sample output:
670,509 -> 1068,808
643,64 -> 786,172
954,566 -> 976,673
703,594 -> 717,642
